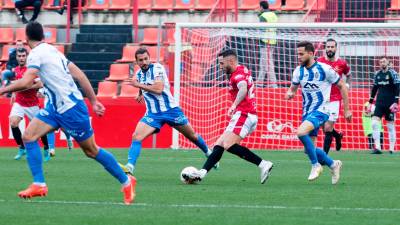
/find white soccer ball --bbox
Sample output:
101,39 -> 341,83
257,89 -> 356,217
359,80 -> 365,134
180,166 -> 199,184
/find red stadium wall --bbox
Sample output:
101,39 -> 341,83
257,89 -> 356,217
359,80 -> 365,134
0,98 -> 172,148
1,89 -> 399,150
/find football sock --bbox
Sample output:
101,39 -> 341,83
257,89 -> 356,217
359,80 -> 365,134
40,135 -> 49,150
226,144 -> 262,166
387,122 -> 396,151
47,131 -> 55,149
299,135 -> 318,165
203,145 -> 224,172
380,132 -> 384,150
194,134 -> 209,155
25,141 -> 45,183
64,130 -> 71,141
128,140 -> 142,165
371,119 -> 381,150
331,129 -> 340,138
95,149 -> 128,184
315,148 -> 334,167
11,127 -> 25,149
367,134 -> 374,150
323,131 -> 333,154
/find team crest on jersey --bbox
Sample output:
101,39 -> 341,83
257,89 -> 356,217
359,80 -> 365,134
235,74 -> 245,81
314,71 -> 320,79
143,116 -> 154,123
386,75 -> 389,80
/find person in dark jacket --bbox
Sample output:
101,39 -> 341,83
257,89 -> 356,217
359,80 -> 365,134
15,0 -> 43,24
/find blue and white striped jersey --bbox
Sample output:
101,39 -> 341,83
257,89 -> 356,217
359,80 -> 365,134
27,43 -> 83,114
136,63 -> 177,114
292,62 -> 340,116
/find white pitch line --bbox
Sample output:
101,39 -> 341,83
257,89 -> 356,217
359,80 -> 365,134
1,199 -> 399,212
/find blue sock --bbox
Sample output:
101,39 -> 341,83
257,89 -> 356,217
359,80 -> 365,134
194,134 -> 209,155
25,141 -> 45,183
128,140 -> 142,165
299,135 -> 318,165
64,131 -> 71,140
95,149 -> 128,184
316,148 -> 334,167
47,132 -> 55,149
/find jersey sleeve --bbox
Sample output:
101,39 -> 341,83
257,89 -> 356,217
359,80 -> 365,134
27,50 -> 41,70
153,63 -> 167,81
291,66 -> 300,85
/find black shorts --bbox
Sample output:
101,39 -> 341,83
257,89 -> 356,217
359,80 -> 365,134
373,104 -> 395,121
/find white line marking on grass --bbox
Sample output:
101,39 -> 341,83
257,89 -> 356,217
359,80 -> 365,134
1,199 -> 399,212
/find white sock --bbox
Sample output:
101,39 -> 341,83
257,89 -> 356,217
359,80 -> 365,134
33,182 -> 47,187
122,178 -> 131,187
387,122 -> 396,151
371,119 -> 381,150
206,149 -> 212,157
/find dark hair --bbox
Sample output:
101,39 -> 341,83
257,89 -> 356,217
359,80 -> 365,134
297,41 -> 315,53
260,0 -> 269,10
135,47 -> 150,59
325,38 -> 337,47
26,21 -> 44,42
16,48 -> 28,54
218,49 -> 237,58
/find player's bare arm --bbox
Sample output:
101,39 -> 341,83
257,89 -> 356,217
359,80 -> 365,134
126,77 -> 164,95
285,84 -> 299,100
136,89 -> 144,103
0,68 -> 38,95
228,81 -> 247,116
68,62 -> 105,117
336,79 -> 352,122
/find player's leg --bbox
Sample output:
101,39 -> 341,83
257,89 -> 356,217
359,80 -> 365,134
386,110 -> 396,154
47,131 -> 56,156
323,121 -> 334,154
371,105 -> 384,153
9,103 -> 27,159
173,124 -> 211,156
27,106 -> 51,161
59,101 -> 136,204
125,120 -> 157,174
63,130 -> 73,151
18,117 -> 55,198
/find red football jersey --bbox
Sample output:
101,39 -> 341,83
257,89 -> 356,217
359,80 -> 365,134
228,65 -> 256,115
317,57 -> 350,101
14,66 -> 39,107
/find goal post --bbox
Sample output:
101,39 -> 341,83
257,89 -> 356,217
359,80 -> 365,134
173,22 -> 400,150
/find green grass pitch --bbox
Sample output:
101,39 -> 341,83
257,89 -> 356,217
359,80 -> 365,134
0,148 -> 399,225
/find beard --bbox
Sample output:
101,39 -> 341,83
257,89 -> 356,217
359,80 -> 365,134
381,65 -> 387,70
301,58 -> 310,66
326,51 -> 335,58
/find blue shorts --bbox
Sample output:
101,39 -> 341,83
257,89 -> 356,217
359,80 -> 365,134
302,111 -> 329,137
140,107 -> 189,133
36,100 -> 93,142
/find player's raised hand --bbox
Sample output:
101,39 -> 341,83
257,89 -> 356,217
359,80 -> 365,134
344,110 -> 352,122
92,101 -> 106,117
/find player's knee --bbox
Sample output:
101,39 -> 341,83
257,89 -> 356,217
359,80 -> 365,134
132,132 -> 144,141
324,124 -> 333,132
297,129 -> 308,137
22,131 -> 36,143
9,118 -> 20,128
82,145 -> 98,158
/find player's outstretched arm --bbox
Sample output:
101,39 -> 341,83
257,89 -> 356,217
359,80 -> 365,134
68,62 -> 105,116
285,84 -> 299,100
0,68 -> 38,95
228,81 -> 248,116
337,79 -> 352,122
125,77 -> 164,95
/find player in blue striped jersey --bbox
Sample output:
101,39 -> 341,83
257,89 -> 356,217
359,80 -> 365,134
122,47 -> 215,174
285,41 -> 352,184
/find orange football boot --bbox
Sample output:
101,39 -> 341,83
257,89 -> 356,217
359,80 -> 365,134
122,175 -> 137,205
18,184 -> 48,199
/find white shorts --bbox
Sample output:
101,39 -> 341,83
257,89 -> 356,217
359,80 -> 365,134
9,103 -> 40,121
225,111 -> 258,139
325,101 -> 340,122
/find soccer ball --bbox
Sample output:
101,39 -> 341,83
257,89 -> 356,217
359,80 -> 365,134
180,166 -> 199,184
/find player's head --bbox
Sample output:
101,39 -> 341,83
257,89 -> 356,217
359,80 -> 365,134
297,41 -> 315,66
135,47 -> 150,70
218,49 -> 238,75
379,56 -> 389,70
325,38 -> 337,59
15,40 -> 24,49
25,21 -> 44,46
260,0 -> 269,11
16,48 -> 28,67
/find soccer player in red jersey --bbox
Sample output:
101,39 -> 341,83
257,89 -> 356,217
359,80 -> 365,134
317,38 -> 351,153
184,49 -> 273,184
8,48 -> 50,161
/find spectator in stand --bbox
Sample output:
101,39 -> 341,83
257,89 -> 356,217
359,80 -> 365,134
54,0 -> 87,24
15,0 -> 43,24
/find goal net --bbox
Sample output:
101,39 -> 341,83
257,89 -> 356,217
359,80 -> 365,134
173,23 -> 400,151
